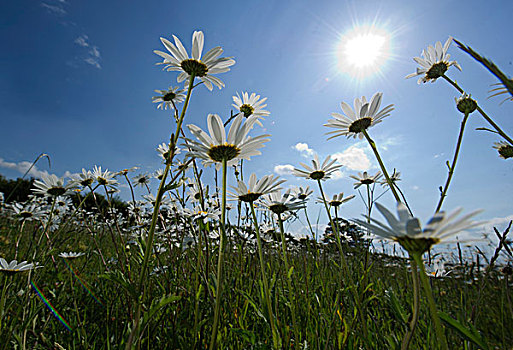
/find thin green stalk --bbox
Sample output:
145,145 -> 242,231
442,75 -> 513,146
434,112 -> 470,213
366,184 -> 372,223
277,213 -> 300,346
0,275 -> 10,332
209,157 -> 228,350
361,129 -> 401,203
192,221 -> 205,347
316,179 -> 369,341
250,202 -> 281,349
412,253 -> 449,350
401,259 -> 420,350
126,74 -> 195,350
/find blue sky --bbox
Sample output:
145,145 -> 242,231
1,0 -> 512,239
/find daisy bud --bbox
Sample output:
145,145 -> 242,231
455,93 -> 477,114
493,141 -> 513,159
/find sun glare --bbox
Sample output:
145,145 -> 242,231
336,26 -> 390,79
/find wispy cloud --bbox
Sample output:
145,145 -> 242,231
479,215 -> 513,238
74,35 -> 102,69
41,2 -> 67,15
293,142 -> 315,158
332,145 -> 371,171
274,164 -> 295,176
0,158 -> 50,179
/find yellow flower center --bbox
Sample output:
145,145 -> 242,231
181,59 -> 208,77
207,143 -> 241,162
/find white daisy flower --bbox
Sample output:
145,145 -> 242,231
154,30 -> 235,91
0,258 -> 38,275
354,202 -> 483,254
70,169 -> 95,188
493,141 -> 513,159
325,92 -> 394,140
317,192 -> 355,207
405,37 -> 462,84
292,154 -> 341,181
11,202 -> 46,221
32,174 -> 74,197
185,114 -> 270,170
290,186 -> 314,200
156,142 -> 180,164
350,171 -> 383,189
152,86 -> 186,110
259,189 -> 306,215
58,252 -> 85,260
380,169 -> 400,188
91,166 -> 118,188
133,173 -> 151,188
232,92 -> 270,124
229,173 -> 285,203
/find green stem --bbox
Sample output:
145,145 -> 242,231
434,111 -> 470,213
401,259 -> 420,350
209,157 -> 228,350
250,202 -> 281,349
366,184 -> 372,224
277,213 -> 300,346
126,74 -> 195,350
412,253 -> 449,350
362,130 -> 401,203
0,275 -> 10,332
317,179 -> 370,345
442,75 -> 513,146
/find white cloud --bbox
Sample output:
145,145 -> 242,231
74,35 -> 89,47
84,56 -> 101,69
479,215 -> 513,237
74,35 -> 102,69
0,158 -> 50,179
331,170 -> 344,180
90,46 -> 100,58
41,2 -> 67,15
274,164 -> 294,176
293,142 -> 315,158
379,136 -> 401,151
332,145 -> 371,171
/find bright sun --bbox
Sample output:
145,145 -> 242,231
336,26 -> 390,78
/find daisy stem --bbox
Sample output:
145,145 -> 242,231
126,75 -> 196,350
0,275 -> 10,332
209,157 -> 228,350
250,201 -> 281,349
362,130 -> 402,204
316,179 -> 370,343
366,184 -> 372,224
412,253 -> 449,350
401,259 -> 420,350
434,112 -> 470,213
277,213 -> 300,345
173,74 -> 196,144
442,75 -> 513,146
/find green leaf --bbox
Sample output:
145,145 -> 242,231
287,266 -> 294,279
385,290 -> 408,325
454,38 -> 513,97
99,271 -> 139,302
141,294 -> 181,330
230,328 -> 256,345
438,311 -> 489,350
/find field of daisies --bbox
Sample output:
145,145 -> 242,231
1,31 -> 512,350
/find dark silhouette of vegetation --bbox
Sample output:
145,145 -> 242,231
323,218 -> 367,247
0,174 -> 35,203
0,174 -> 128,216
